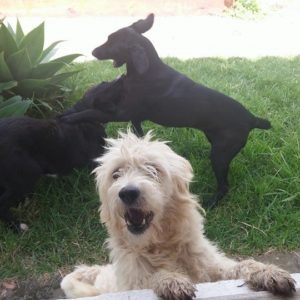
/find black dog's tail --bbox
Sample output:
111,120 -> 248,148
253,117 -> 271,130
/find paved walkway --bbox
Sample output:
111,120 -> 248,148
6,6 -> 300,61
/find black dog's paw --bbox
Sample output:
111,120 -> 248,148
203,195 -> 219,209
203,187 -> 229,209
6,221 -> 29,233
19,223 -> 29,232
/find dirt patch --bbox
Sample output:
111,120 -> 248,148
1,250 -> 299,300
0,273 -> 64,300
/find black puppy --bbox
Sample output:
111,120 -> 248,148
0,80 -> 121,231
89,14 -> 271,207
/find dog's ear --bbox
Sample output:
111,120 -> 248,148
130,45 -> 149,75
129,13 -> 154,34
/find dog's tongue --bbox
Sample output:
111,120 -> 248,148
127,209 -> 144,225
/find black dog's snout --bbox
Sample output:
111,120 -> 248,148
92,47 -> 99,58
119,185 -> 140,205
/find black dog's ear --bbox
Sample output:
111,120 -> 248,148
129,13 -> 154,34
130,45 -> 149,75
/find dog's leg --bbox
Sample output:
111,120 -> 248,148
150,269 -> 196,300
0,158 -> 42,231
0,190 -> 21,231
226,259 -> 296,296
61,264 -> 116,299
205,130 -> 248,207
131,120 -> 144,136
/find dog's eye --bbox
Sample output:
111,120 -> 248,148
112,170 -> 121,180
144,164 -> 160,180
112,172 -> 120,180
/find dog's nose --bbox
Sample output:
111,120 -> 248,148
119,185 -> 140,205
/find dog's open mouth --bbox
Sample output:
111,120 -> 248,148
113,59 -> 124,68
124,209 -> 154,235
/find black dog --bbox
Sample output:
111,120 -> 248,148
88,14 -> 271,207
0,80 -> 122,231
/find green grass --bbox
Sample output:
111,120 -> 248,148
1,57 -> 299,279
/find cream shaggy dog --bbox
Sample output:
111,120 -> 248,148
61,131 -> 295,299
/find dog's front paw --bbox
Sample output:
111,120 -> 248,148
155,276 -> 196,300
247,265 -> 296,296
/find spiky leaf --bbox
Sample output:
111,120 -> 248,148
49,70 -> 81,84
15,19 -> 25,45
31,62 -> 66,79
19,22 -> 44,65
0,95 -> 22,109
0,23 -> 18,57
38,40 -> 63,63
0,81 -> 17,92
6,22 -> 16,40
50,54 -> 81,65
7,48 -> 32,80
0,52 -> 13,81
16,78 -> 51,97
0,97 -> 32,117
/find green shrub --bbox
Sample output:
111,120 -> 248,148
234,0 -> 260,14
229,0 -> 260,17
0,19 -> 81,114
237,0 -> 260,13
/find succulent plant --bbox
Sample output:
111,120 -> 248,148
0,19 -> 81,99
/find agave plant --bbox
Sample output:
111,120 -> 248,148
0,19 -> 81,99
0,81 -> 32,117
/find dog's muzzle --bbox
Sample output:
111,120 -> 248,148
119,185 -> 154,234
92,46 -> 125,68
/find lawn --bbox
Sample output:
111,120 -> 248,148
0,56 -> 299,279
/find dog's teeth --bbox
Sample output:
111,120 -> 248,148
142,218 -> 146,225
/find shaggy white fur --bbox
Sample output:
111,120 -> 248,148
61,131 -> 295,299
